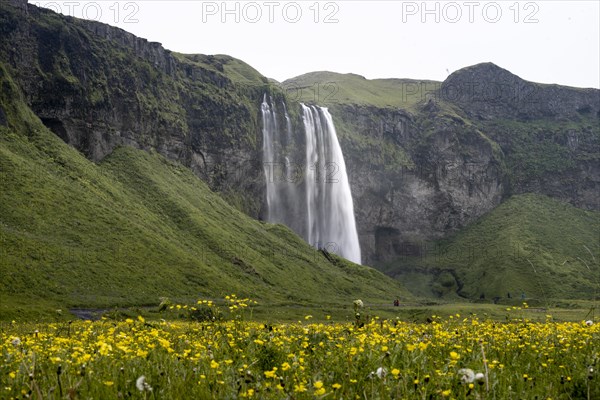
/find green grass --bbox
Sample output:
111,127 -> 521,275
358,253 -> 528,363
484,116 -> 600,186
0,65 -> 408,321
1,313 -> 598,399
246,300 -> 600,324
283,71 -> 441,110
380,194 -> 600,303
173,53 -> 268,86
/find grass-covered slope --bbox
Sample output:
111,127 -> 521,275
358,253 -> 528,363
283,71 -> 440,109
0,66 -> 408,320
484,116 -> 599,203
380,194 -> 599,302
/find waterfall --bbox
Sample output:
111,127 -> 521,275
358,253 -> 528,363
262,95 -> 300,226
301,104 -> 362,264
261,95 -> 278,223
261,97 -> 362,264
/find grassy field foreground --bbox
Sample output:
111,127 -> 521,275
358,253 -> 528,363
1,298 -> 598,399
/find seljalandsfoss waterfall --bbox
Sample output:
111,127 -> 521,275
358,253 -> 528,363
261,95 -> 362,264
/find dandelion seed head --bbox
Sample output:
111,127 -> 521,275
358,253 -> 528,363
376,367 -> 387,379
136,376 -> 146,391
457,368 -> 475,384
136,376 -> 152,392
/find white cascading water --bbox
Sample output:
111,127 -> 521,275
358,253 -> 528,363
261,95 -> 361,264
261,95 -> 278,223
301,104 -> 361,264
262,95 -> 299,225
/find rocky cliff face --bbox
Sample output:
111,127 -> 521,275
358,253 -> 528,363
2,0 -> 598,266
441,62 -> 599,121
0,0 -> 276,216
443,63 -> 599,210
330,103 -> 505,264
328,64 -> 598,264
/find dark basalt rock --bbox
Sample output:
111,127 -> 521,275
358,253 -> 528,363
331,103 -> 505,264
0,0 -> 270,217
0,105 -> 7,127
441,62 -> 600,121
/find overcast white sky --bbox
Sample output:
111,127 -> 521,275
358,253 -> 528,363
30,1 -> 600,88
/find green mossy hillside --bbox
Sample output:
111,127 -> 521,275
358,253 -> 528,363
0,67 -> 408,320
381,194 -> 599,303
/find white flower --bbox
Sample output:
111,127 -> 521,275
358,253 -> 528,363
136,376 -> 146,391
353,299 -> 364,308
585,320 -> 593,326
475,372 -> 485,381
136,376 -> 152,392
458,368 -> 475,384
11,337 -> 21,347
376,367 -> 387,379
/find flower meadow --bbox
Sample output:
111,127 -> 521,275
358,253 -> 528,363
1,298 -> 598,399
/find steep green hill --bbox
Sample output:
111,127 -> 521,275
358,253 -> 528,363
0,66 -> 408,320
380,193 -> 599,302
283,71 -> 440,110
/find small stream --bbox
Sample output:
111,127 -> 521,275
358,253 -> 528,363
69,308 -> 109,320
